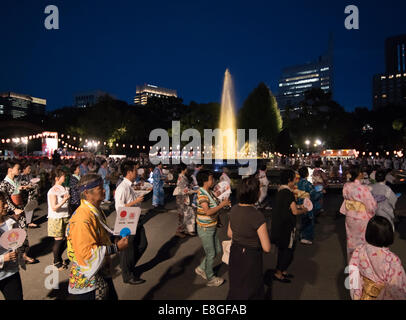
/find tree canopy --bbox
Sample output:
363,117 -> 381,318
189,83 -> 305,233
238,82 -> 282,152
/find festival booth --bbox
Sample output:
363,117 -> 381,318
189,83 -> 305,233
321,149 -> 358,159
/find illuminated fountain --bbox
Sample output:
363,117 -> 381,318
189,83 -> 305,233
216,69 -> 237,159
215,69 -> 255,160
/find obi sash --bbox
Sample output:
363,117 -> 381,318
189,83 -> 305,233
345,200 -> 366,213
296,190 -> 310,199
360,276 -> 385,300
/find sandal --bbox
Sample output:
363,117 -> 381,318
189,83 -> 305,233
54,262 -> 66,271
25,257 -> 40,264
272,274 -> 291,283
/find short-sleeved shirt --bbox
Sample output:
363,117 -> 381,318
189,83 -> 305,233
229,205 -> 266,248
196,187 -> 218,228
270,188 -> 296,247
47,185 -> 69,219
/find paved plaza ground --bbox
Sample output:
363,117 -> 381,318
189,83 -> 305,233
3,189 -> 406,300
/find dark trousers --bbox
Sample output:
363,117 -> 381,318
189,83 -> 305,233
75,278 -> 118,300
276,245 -> 295,272
119,225 -> 148,282
0,272 -> 23,300
227,243 -> 264,300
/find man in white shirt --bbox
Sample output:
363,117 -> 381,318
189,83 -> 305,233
114,160 -> 146,285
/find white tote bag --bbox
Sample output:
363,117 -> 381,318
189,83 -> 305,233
222,240 -> 232,265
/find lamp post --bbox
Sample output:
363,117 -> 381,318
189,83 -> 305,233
23,140 -> 28,156
305,140 -> 310,153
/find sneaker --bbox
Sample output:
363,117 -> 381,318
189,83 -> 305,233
207,277 -> 224,287
300,239 -> 313,245
195,266 -> 207,280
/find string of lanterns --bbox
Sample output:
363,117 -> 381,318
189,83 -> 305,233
1,132 -> 404,158
59,133 -> 148,151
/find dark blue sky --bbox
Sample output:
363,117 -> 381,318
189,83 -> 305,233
1,0 -> 405,112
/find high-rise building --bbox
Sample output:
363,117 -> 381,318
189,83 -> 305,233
385,35 -> 406,75
0,92 -> 46,119
74,90 -> 111,108
373,73 -> 406,109
134,84 -> 177,105
373,34 -> 406,109
277,37 -> 333,110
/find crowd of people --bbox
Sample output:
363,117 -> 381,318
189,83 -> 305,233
0,154 -> 405,300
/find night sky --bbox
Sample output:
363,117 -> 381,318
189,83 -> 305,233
1,0 -> 405,112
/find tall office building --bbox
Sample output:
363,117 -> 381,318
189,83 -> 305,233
134,84 -> 177,105
74,90 -> 111,108
277,37 -> 333,110
373,34 -> 406,109
385,35 -> 406,75
0,92 -> 46,119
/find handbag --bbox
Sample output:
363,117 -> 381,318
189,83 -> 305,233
173,186 -> 182,196
222,240 -> 232,265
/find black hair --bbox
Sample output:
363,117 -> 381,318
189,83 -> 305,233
22,162 -> 31,170
238,176 -> 259,205
280,169 -> 295,185
120,160 -> 137,177
6,160 -> 20,170
259,164 -> 267,171
70,163 -> 80,175
314,160 -> 322,168
178,163 -> 187,173
349,165 -> 361,182
196,169 -> 213,187
298,166 -> 309,179
365,215 -> 394,248
375,169 -> 386,183
51,167 -> 66,184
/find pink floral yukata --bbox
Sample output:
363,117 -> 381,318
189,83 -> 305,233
340,180 -> 377,262
349,243 -> 406,300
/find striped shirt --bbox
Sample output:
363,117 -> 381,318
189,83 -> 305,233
196,187 -> 218,228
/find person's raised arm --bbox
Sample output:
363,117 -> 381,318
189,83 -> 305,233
50,193 -> 69,212
257,223 -> 271,253
201,199 -> 230,216
290,201 -> 307,216
126,195 -> 144,207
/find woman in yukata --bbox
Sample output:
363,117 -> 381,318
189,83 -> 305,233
340,166 -> 377,262
349,216 -> 406,300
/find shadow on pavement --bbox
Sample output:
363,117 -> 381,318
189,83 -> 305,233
28,236 -> 53,259
46,280 -> 71,300
134,236 -> 189,277
141,249 -> 206,300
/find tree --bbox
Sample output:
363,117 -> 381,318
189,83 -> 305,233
179,102 -> 221,136
238,83 -> 282,152
275,128 -> 295,155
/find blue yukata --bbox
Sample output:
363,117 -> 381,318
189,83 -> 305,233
152,167 -> 165,207
297,178 -> 322,241
98,167 -> 110,202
